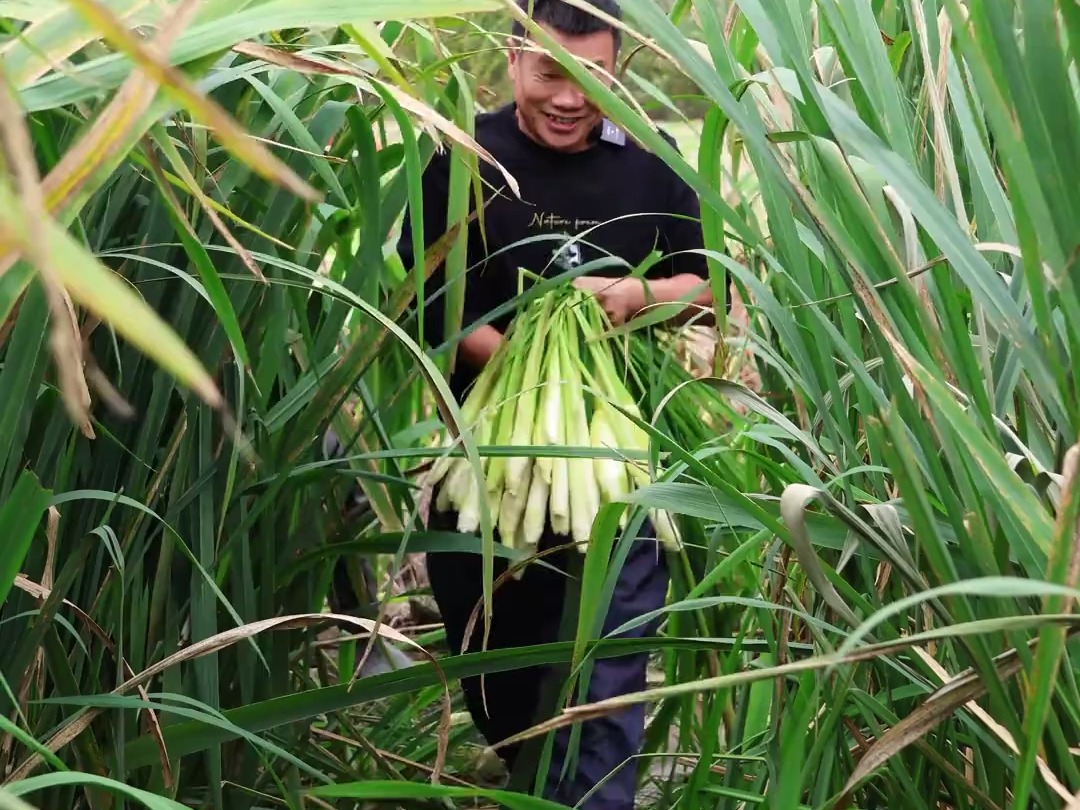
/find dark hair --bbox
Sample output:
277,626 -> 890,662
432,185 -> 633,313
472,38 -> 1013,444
511,0 -> 622,53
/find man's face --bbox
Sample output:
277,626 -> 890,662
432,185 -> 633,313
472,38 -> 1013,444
507,23 -> 616,153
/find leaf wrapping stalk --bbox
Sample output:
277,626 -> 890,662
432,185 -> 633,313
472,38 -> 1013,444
562,320 -> 598,549
522,467 -> 550,550
590,404 -> 629,505
498,460 -> 532,546
537,339 -> 562,484
430,283 -> 686,558
505,296 -> 552,496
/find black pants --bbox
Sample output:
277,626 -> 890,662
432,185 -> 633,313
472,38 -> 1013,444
426,504 -> 669,809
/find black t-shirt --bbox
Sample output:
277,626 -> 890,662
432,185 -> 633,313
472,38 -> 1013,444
399,102 -> 710,401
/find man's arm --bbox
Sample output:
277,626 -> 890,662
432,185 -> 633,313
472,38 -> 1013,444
459,324 -> 504,369
652,162 -> 725,325
399,151 -> 504,369
572,272 -> 712,326
645,273 -> 714,324
573,165 -> 719,326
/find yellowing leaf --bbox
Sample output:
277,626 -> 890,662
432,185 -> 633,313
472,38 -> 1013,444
0,178 -> 221,409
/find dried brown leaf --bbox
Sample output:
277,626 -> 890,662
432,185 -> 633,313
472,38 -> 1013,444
831,643 -> 1037,809
83,361 -> 137,420
0,64 -> 93,436
64,0 -> 318,202
9,574 -> 175,790
1,0 -> 156,87
150,127 -> 266,282
0,0 -> 201,288
913,647 -> 1071,802
230,40 -> 521,200
38,0 -> 201,221
232,40 -> 360,77
373,79 -> 521,200
6,613 -> 450,786
489,627 -> 1063,764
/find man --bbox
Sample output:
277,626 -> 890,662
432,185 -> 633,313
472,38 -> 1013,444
400,1 -> 715,806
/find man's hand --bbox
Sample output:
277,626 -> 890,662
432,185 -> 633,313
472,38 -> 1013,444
572,276 -> 647,325
573,273 -> 714,326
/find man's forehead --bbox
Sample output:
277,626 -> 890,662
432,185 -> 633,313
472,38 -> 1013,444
526,38 -> 614,67
517,19 -> 615,60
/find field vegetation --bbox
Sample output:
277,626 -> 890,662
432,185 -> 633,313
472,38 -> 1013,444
1,1 -> 1078,809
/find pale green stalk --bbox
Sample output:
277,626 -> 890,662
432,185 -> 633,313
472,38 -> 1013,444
497,457 -> 531,545
561,318 -> 599,548
521,463 -> 550,549
536,336 -> 562,484
589,402 -> 629,505
650,508 -> 681,551
426,354 -> 501,490
572,304 -> 651,454
484,339 -> 527,500
437,341 -> 511,515
505,295 -> 553,496
546,323 -> 571,534
456,472 -> 481,534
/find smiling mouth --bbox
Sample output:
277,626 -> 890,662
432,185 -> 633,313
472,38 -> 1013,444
544,112 -> 582,127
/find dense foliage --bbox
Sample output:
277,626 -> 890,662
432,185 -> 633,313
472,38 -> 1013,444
1,1 -> 1078,809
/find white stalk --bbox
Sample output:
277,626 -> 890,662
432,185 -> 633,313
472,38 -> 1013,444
456,475 -> 481,533
536,339 -> 562,485
562,333 -> 597,550
506,299 -> 552,496
590,403 -> 629,505
498,460 -> 532,546
510,523 -> 529,582
550,455 -> 570,535
444,458 -> 472,510
435,468 -> 455,513
651,509 -> 681,551
532,406 -> 550,486
424,435 -> 456,491
548,330 -> 570,534
522,465 -> 549,549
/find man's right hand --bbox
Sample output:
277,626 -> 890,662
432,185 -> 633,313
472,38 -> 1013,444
458,324 -> 504,370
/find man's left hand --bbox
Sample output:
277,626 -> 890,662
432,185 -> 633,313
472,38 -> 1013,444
572,276 -> 646,326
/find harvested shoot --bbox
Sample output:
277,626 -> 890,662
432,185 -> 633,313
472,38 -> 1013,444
427,283 -> 681,553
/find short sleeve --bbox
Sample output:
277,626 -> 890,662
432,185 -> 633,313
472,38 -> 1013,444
398,150 -> 491,349
645,131 -> 706,280
649,136 -> 729,311
658,171 -> 709,280
398,151 -> 447,343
